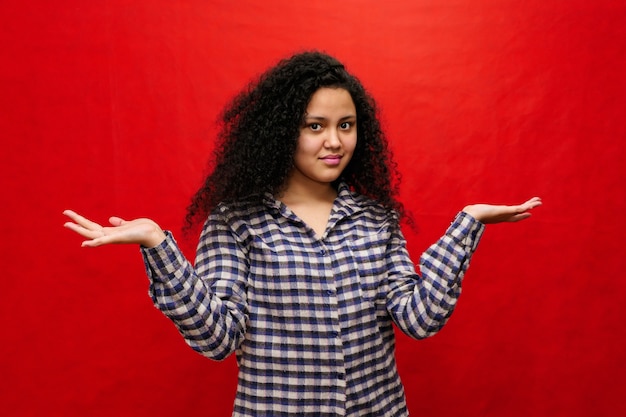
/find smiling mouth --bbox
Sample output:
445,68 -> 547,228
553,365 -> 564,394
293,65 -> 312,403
321,155 -> 342,165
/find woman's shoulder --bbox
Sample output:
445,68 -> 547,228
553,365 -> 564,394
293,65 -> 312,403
338,183 -> 399,224
210,194 -> 274,224
330,187 -> 402,248
200,196 -> 275,245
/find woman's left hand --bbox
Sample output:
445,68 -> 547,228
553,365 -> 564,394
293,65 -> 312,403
462,197 -> 542,224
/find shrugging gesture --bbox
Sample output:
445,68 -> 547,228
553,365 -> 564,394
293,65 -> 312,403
64,197 -> 541,249
63,51 -> 543,417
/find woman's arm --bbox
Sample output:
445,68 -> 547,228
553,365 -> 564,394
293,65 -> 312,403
63,210 -> 248,360
386,197 -> 541,339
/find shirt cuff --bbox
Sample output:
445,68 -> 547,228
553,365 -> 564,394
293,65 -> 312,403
140,231 -> 187,283
447,211 -> 485,253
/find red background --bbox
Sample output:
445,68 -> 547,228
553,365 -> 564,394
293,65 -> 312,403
2,0 -> 625,416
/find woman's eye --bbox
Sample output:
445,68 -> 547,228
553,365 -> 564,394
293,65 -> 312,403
340,122 -> 352,130
309,123 -> 322,131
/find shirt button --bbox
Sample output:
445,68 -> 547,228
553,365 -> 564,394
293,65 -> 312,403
319,249 -> 326,255
326,289 -> 334,295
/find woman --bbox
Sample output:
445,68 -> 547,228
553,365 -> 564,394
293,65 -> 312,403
64,51 -> 541,416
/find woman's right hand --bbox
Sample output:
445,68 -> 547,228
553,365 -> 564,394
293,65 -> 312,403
63,210 -> 167,248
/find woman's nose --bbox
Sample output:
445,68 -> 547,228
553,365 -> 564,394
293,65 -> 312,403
325,129 -> 341,148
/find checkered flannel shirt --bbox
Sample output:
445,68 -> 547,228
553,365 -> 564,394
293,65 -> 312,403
142,183 -> 484,416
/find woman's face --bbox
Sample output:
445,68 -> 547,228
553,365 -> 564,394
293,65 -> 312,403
290,87 -> 357,189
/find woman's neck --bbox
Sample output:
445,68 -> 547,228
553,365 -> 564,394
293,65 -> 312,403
277,176 -> 338,238
278,178 -> 337,206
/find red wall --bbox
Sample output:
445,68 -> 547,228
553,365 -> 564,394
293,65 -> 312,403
2,1 -> 625,416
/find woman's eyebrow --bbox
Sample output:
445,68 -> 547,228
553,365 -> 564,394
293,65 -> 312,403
304,114 -> 356,121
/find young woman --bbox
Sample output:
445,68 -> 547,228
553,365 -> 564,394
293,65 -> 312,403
64,51 -> 541,417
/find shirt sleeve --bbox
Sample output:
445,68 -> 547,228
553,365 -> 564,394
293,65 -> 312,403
141,215 -> 248,361
385,211 -> 485,339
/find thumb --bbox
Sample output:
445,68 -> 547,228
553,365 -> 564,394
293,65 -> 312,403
109,216 -> 126,226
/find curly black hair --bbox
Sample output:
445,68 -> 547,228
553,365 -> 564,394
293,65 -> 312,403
185,51 -> 405,230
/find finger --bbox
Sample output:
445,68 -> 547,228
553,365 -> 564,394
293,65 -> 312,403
81,228 -> 140,247
63,210 -> 103,231
64,221 -> 106,240
109,216 -> 126,227
509,212 -> 532,222
518,198 -> 542,212
524,197 -> 542,207
81,235 -> 112,248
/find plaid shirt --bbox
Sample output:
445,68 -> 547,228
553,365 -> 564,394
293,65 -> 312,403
143,183 -> 484,416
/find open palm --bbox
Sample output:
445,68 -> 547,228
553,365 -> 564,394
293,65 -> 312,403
463,197 -> 542,224
63,210 -> 166,248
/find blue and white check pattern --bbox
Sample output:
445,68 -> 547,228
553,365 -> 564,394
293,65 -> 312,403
143,183 -> 484,416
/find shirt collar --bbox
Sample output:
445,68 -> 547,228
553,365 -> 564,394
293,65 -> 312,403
332,182 -> 364,219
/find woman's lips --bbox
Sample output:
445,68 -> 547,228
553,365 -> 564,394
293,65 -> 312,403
320,155 -> 342,166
